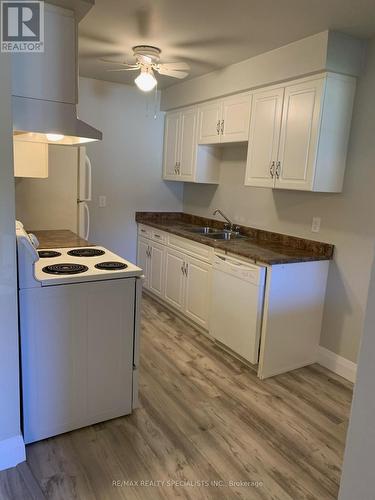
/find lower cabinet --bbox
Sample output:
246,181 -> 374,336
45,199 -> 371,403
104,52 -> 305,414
164,248 -> 185,312
164,249 -> 211,329
184,256 -> 211,328
137,238 -> 150,289
138,229 -> 212,330
137,238 -> 166,298
137,225 -> 331,381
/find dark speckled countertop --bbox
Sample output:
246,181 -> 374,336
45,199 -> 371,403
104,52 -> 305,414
29,230 -> 94,249
136,212 -> 334,265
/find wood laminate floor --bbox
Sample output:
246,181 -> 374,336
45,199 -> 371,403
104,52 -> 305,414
0,295 -> 353,500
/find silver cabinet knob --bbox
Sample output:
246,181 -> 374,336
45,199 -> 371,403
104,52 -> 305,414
276,161 -> 281,179
270,161 -> 275,178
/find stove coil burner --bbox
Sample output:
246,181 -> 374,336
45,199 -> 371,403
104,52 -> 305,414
38,250 -> 62,258
95,261 -> 128,271
67,248 -> 105,258
42,263 -> 89,275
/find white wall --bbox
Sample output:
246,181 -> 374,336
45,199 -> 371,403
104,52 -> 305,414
183,39 -> 375,363
0,53 -> 25,469
77,77 -> 183,261
338,246 -> 375,499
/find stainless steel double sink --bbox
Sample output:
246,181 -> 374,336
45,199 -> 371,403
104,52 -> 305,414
187,226 -> 247,240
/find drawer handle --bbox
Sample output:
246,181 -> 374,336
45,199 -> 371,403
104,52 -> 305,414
154,234 -> 161,238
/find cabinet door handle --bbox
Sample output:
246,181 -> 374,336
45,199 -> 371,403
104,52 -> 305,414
270,161 -> 275,178
216,120 -> 220,135
276,161 -> 281,179
221,120 -> 224,135
185,263 -> 188,276
181,263 -> 185,275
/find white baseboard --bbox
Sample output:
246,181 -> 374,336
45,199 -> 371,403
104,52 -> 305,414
0,434 -> 26,471
317,346 -> 357,383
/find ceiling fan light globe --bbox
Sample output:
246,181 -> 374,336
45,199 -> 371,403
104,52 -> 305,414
135,70 -> 157,92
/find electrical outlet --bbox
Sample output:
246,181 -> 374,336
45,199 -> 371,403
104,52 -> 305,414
311,217 -> 321,233
99,195 -> 107,208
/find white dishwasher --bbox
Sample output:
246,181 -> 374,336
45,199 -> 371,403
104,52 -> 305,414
210,254 -> 266,365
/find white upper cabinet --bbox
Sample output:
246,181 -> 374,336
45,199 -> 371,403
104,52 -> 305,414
197,101 -> 222,144
163,111 -> 180,179
221,94 -> 252,143
179,108 -> 198,179
276,79 -> 323,190
198,94 -> 252,144
245,88 -> 284,188
13,141 -> 49,178
163,107 -> 220,184
245,73 -> 356,192
163,72 -> 355,191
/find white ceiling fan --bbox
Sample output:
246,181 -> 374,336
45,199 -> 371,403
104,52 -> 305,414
100,45 -> 190,92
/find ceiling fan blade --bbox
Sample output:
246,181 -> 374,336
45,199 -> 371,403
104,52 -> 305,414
99,58 -> 139,68
157,67 -> 189,79
105,67 -> 139,72
158,62 -> 190,72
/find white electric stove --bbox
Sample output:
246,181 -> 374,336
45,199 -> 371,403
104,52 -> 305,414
16,221 -> 143,444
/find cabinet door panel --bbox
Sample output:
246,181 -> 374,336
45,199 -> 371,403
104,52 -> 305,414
184,256 -> 211,329
179,108 -> 197,179
221,94 -> 252,143
198,101 -> 222,144
137,238 -> 149,289
14,141 -> 49,178
163,111 -> 180,179
148,242 -> 165,298
245,88 -> 283,188
164,249 -> 185,311
276,79 -> 323,190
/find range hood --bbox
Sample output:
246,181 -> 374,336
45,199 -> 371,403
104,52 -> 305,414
13,97 -> 102,145
12,2 -> 102,146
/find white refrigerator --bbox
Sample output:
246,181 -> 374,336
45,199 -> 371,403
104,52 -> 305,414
15,145 -> 92,239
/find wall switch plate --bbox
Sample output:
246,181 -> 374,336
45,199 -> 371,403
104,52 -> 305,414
99,195 -> 107,208
311,217 -> 321,233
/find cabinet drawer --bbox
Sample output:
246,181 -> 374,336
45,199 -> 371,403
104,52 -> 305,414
151,229 -> 167,243
138,224 -> 152,239
168,234 -> 213,263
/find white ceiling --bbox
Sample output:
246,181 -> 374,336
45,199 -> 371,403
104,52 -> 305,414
78,0 -> 375,89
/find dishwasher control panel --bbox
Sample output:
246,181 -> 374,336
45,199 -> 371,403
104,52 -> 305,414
213,254 -> 264,285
